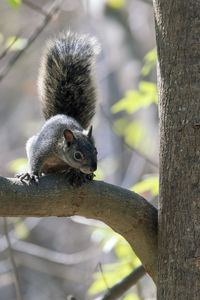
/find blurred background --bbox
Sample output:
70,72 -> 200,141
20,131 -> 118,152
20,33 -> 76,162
0,0 -> 158,299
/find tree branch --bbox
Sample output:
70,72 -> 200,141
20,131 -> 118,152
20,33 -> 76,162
0,0 -> 62,82
0,175 -> 157,283
101,265 -> 146,300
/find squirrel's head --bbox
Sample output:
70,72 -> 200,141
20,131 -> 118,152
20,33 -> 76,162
60,126 -> 97,174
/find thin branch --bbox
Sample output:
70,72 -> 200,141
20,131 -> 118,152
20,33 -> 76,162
101,265 -> 146,300
3,218 -> 23,300
0,35 -> 20,60
15,251 -> 94,281
22,0 -> 49,16
99,263 -> 110,290
1,236 -> 101,265
0,0 -> 63,82
0,175 -> 158,283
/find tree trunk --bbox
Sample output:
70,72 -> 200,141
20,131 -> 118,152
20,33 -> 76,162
154,0 -> 200,299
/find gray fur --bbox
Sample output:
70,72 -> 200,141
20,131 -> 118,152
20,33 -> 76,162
22,32 -> 99,186
26,114 -> 97,175
38,32 -> 100,128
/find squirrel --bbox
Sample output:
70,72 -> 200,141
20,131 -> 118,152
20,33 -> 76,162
18,32 -> 100,186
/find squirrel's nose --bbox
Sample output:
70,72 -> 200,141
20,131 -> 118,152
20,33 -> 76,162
90,162 -> 97,172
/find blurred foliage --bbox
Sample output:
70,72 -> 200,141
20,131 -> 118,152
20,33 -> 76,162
8,158 -> 28,174
6,36 -> 27,51
123,294 -> 140,300
111,50 -> 158,158
94,166 -> 104,181
112,81 -> 157,115
141,48 -> 157,76
14,219 -> 29,239
90,48 -> 158,297
6,0 -> 21,9
132,175 -> 159,197
89,227 -> 140,296
123,120 -> 149,149
113,118 -> 152,156
106,0 -> 126,9
5,218 -> 30,240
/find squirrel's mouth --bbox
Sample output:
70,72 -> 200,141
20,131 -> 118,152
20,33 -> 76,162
80,166 -> 96,174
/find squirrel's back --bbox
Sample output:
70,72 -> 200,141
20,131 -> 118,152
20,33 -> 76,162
38,32 -> 100,129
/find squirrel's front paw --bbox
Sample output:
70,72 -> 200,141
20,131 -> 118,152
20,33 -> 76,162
86,173 -> 95,181
16,172 -> 39,183
65,170 -> 92,187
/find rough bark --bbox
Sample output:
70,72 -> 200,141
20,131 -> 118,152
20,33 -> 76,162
0,175 -> 157,282
153,0 -> 200,298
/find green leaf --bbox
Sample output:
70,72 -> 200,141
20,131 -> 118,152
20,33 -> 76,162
6,36 -> 27,51
124,120 -> 146,148
106,0 -> 125,9
89,227 -> 142,296
6,0 -> 21,9
139,81 -> 157,104
111,81 -> 157,115
113,118 -> 129,135
144,48 -> 157,62
115,240 -> 141,267
89,276 -> 108,295
113,118 -> 155,157
112,91 -> 142,114
89,265 -> 132,295
131,175 -> 159,196
141,48 -> 157,76
14,221 -> 29,239
94,167 -> 104,180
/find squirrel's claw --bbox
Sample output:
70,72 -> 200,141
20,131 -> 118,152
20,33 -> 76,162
86,173 -> 95,181
16,172 -> 29,181
16,172 -> 39,183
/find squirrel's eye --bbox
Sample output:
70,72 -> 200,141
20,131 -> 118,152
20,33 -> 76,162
74,151 -> 83,161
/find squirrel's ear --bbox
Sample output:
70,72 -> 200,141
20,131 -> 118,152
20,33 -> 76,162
64,129 -> 74,147
87,126 -> 93,139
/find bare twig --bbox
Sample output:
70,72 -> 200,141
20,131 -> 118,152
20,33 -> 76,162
0,0 -> 62,82
101,265 -> 146,300
0,35 -> 20,60
0,237 -> 100,265
3,218 -> 23,300
99,263 -> 110,290
22,0 -> 48,16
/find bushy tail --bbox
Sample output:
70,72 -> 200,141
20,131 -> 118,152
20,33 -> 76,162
38,32 -> 100,128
